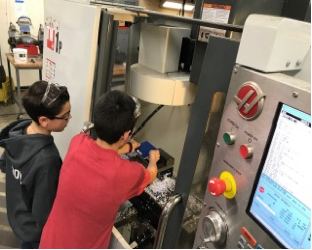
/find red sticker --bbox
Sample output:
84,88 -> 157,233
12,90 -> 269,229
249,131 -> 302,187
47,27 -> 55,51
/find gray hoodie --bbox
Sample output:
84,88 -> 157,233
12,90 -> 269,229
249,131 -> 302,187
0,119 -> 62,243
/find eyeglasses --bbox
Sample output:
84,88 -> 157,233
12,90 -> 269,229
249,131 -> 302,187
47,111 -> 71,121
41,82 -> 61,106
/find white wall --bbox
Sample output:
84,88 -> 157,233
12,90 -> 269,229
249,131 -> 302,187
0,0 -> 44,87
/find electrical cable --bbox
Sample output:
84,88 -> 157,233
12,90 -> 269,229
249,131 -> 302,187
131,12 -> 141,25
131,104 -> 164,139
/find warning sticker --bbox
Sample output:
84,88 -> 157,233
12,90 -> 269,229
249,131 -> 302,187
198,4 -> 231,42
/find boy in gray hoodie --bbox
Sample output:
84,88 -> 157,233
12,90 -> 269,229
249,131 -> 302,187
0,81 -> 71,248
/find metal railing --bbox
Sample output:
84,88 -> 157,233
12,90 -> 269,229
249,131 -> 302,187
153,194 -> 182,249
125,8 -> 244,33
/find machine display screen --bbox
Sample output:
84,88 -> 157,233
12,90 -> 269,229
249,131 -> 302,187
247,103 -> 311,249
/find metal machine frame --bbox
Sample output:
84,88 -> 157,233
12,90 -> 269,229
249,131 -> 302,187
91,10 -> 119,123
116,10 -> 242,247
161,35 -> 239,248
85,2 -> 310,248
95,8 -> 242,247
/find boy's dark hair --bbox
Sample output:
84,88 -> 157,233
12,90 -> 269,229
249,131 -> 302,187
94,90 -> 136,144
22,81 -> 70,124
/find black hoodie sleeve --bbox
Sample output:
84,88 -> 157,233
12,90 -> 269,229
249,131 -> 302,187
0,119 -> 31,173
32,155 -> 62,228
0,151 -> 6,173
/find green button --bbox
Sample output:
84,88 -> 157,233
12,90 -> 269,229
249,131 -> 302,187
223,132 -> 235,145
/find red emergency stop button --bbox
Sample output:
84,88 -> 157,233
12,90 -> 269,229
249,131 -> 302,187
209,172 -> 237,199
208,178 -> 226,196
239,144 -> 253,159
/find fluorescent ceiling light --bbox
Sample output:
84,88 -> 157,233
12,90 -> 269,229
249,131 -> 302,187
162,1 -> 194,11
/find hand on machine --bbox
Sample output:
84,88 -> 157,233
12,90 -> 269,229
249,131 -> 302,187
147,148 -> 160,164
80,122 -> 170,176
129,141 -> 175,178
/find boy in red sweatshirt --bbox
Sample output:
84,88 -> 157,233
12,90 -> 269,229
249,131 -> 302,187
40,90 -> 159,248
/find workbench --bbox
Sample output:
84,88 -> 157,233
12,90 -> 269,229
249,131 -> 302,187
6,53 -> 42,118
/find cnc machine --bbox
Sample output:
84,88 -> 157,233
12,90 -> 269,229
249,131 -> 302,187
42,0 -> 311,248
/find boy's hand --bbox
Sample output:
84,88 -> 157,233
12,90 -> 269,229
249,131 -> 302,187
117,140 -> 140,155
149,150 -> 160,163
129,140 -> 140,151
147,149 -> 160,183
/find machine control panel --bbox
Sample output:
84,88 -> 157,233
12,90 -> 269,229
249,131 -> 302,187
193,65 -> 311,249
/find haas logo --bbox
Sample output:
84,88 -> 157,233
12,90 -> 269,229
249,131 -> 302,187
233,82 -> 265,120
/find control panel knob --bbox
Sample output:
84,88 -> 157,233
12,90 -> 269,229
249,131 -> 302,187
239,144 -> 253,159
223,132 -> 236,145
202,210 -> 227,245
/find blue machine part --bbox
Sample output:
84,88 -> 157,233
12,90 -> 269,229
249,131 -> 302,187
136,141 -> 156,159
20,26 -> 30,32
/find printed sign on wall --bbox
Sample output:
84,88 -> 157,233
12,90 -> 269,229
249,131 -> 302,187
45,58 -> 56,81
45,17 -> 62,54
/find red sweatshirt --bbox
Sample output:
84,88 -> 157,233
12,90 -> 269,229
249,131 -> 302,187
40,133 -> 150,249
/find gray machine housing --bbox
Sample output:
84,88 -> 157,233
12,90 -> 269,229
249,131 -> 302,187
193,65 -> 311,249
